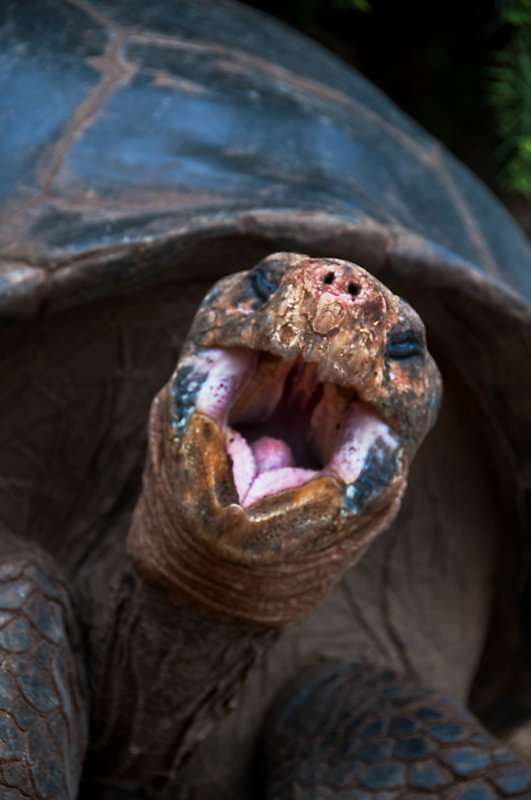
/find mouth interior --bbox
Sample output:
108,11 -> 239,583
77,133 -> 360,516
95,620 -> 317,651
234,361 -> 324,471
193,348 -> 399,508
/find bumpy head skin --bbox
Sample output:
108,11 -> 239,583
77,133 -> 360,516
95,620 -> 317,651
128,253 -> 441,626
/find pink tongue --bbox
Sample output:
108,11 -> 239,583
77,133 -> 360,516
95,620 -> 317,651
251,436 -> 294,473
243,467 -> 317,507
225,430 -> 317,508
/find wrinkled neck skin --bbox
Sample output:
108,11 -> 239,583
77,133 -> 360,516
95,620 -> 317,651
82,557 -> 276,794
80,253 -> 441,796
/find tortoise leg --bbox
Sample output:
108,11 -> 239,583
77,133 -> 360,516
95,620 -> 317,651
0,531 -> 88,799
259,661 -> 531,799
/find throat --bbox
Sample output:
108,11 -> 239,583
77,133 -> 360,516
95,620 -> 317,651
234,375 -> 323,472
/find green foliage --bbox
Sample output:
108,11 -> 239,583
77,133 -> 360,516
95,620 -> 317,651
331,0 -> 372,11
488,0 -> 531,195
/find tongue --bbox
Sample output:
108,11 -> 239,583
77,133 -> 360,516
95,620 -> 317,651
242,466 -> 318,508
251,436 -> 295,472
225,429 -> 318,508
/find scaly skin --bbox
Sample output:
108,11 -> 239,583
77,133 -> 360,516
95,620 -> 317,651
0,531 -> 87,800
261,662 -> 531,799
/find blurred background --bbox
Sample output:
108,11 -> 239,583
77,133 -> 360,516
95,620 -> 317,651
245,0 -> 531,237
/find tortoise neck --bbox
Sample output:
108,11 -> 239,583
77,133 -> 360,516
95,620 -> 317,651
81,555 -> 276,794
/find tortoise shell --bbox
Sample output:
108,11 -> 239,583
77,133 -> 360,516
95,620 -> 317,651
1,0 -> 531,795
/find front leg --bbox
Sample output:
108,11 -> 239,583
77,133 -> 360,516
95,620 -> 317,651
0,531 -> 88,800
261,661 -> 531,799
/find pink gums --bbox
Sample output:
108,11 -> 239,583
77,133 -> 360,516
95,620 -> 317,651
323,403 -> 398,485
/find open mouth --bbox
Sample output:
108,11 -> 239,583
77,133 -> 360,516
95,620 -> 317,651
176,347 -> 400,509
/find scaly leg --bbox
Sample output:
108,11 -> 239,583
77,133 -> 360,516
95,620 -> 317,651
261,661 -> 531,799
0,531 -> 88,799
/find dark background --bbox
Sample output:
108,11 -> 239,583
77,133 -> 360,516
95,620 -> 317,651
245,0 -> 531,235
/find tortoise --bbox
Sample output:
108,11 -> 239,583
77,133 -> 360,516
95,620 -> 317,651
2,0 -> 531,798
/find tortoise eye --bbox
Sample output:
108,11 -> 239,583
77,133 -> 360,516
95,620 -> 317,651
249,263 -> 281,303
386,330 -> 424,360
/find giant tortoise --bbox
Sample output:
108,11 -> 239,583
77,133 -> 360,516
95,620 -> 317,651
1,1 -> 531,799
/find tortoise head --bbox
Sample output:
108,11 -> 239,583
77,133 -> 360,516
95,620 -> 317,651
128,253 -> 442,627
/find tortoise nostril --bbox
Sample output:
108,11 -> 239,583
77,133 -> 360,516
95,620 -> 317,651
348,282 -> 360,296
323,272 -> 335,285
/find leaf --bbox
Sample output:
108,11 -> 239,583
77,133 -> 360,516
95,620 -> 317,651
487,0 -> 531,196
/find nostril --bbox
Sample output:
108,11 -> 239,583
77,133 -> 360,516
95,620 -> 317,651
347,282 -> 360,297
323,272 -> 335,285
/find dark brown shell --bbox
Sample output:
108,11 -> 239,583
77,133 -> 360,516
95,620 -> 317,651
1,0 -> 531,771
